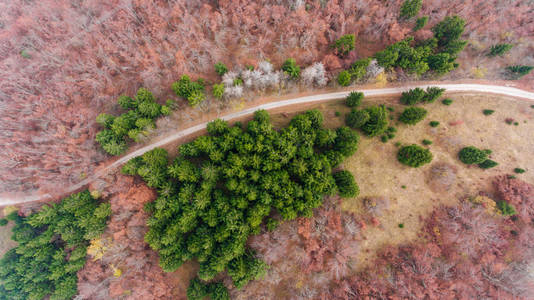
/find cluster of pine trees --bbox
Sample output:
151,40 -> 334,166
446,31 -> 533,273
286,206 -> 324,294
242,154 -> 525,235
96,88 -> 174,155
122,109 -> 359,294
0,191 -> 110,300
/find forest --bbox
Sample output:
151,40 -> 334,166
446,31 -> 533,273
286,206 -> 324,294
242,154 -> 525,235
121,109 -> 359,294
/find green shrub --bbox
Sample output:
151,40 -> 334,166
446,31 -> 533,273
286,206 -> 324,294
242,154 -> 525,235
333,34 -> 355,57
0,218 -> 7,226
334,170 -> 360,198
337,70 -> 352,86
335,111 -> 341,117
266,219 -> 280,231
413,16 -> 428,31
125,109 -> 358,292
381,135 -> 388,143
399,107 -> 428,125
96,113 -> 115,129
478,159 -> 498,169
172,75 -> 206,106
212,83 -> 225,99
483,109 -> 495,115
348,58 -> 371,80
514,168 -> 526,174
506,65 -> 534,79
488,44 -> 513,57
233,78 -> 243,86
282,58 -> 301,79
0,191 -> 110,300
432,16 -> 466,54
422,139 -> 432,145
497,201 -> 517,216
427,52 -> 457,74
400,87 -> 425,105
400,0 -> 422,19
429,121 -> 439,127
398,223 -> 405,228
458,146 -> 488,164
360,105 -> 389,137
214,62 -> 228,76
442,98 -> 453,105
345,110 -> 370,129
346,91 -> 364,107
423,87 -> 445,103
397,144 -> 433,167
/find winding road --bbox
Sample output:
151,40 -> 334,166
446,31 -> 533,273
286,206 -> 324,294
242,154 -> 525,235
2,83 -> 534,206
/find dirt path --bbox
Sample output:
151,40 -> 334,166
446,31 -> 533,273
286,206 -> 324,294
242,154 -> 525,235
2,83 -> 534,207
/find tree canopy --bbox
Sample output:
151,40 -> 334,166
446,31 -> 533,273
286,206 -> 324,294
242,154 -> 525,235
123,109 -> 359,294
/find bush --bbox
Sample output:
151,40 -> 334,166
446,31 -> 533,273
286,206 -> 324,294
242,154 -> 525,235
346,91 -> 364,107
423,87 -> 445,103
482,109 -> 495,115
413,16 -> 428,31
478,159 -> 498,169
172,75 -> 206,106
422,139 -> 432,145
442,98 -> 453,105
345,110 -> 371,129
281,58 -> 301,79
397,144 -> 433,167
337,70 -> 352,86
212,83 -> 225,99
497,200 -> 517,216
506,65 -> 533,79
399,107 -> 427,125
348,58 -> 371,80
432,16 -> 466,51
400,0 -> 422,19
333,34 -> 355,57
488,44 -> 513,57
0,218 -> 7,226
458,146 -> 488,164
360,105 -> 389,137
427,52 -> 457,74
214,62 -> 228,76
118,95 -> 136,110
96,113 -> 115,128
0,191 -> 110,300
514,168 -> 526,174
334,170 -> 360,198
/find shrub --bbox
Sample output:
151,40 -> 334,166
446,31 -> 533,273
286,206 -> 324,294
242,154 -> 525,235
334,170 -> 360,198
0,218 -> 7,226
442,98 -> 453,105
118,95 -> 137,110
423,87 -> 445,103
514,168 -> 526,174
429,121 -> 440,127
214,62 -> 228,76
281,58 -> 301,79
399,107 -> 427,125
348,58 -> 371,80
432,16 -> 466,52
506,65 -> 534,79
478,159 -> 498,169
458,146 -> 488,164
337,70 -> 352,86
172,75 -> 206,106
346,110 -> 370,129
397,144 -> 433,167
422,139 -> 432,145
400,87 -> 425,105
488,44 -> 513,57
346,91 -> 364,107
400,0 -> 422,19
0,191 -> 110,300
212,83 -> 225,99
483,109 -> 495,115
497,200 -> 517,216
360,105 -> 389,137
413,16 -> 428,31
333,34 -> 355,57
427,52 -> 457,74
96,113 -> 115,128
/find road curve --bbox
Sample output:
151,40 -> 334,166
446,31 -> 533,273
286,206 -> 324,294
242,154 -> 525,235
2,83 -> 534,206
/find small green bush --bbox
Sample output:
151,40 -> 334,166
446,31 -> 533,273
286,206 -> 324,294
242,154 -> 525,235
212,83 -> 225,99
335,111 -> 341,117
423,87 -> 445,103
397,144 -> 433,167
478,159 -> 498,169
348,58 -> 371,81
346,91 -> 364,107
172,75 -> 206,107
514,168 -> 526,174
282,58 -> 301,79
413,16 -> 429,31
214,62 -> 228,76
266,219 -> 280,232
337,70 -> 352,86
488,44 -> 513,57
381,135 -> 388,143
400,87 -> 425,105
483,109 -> 495,115
422,139 -> 432,145
497,200 -> 517,216
346,110 -> 370,129
334,170 -> 360,198
442,98 -> 453,105
429,121 -> 440,127
0,218 -> 7,226
458,146 -> 488,164
360,105 -> 389,137
398,223 -> 405,228
399,107 -> 428,125
506,65 -> 533,79
400,0 -> 422,19
333,34 -> 355,57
